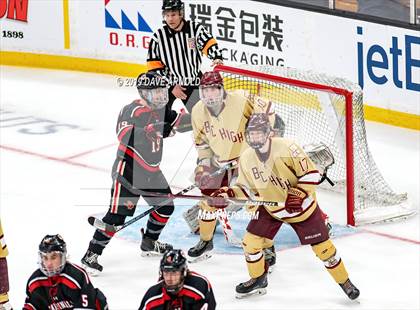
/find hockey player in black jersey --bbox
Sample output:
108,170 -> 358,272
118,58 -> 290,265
23,234 -> 108,310
82,72 -> 176,275
139,249 -> 216,310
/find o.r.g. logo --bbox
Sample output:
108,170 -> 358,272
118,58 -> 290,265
104,0 -> 153,49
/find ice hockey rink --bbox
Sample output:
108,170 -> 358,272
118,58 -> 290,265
0,65 -> 419,309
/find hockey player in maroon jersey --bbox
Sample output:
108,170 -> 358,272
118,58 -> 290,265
139,249 -> 216,310
23,234 -> 108,309
0,219 -> 12,310
186,71 -> 283,264
211,113 -> 360,300
82,72 -> 176,275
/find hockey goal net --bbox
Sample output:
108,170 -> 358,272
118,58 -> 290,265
214,64 -> 414,226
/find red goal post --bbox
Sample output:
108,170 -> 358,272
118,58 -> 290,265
213,64 -> 414,226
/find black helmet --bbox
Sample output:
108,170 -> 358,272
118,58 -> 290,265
137,72 -> 168,90
245,113 -> 272,149
162,0 -> 184,11
38,234 -> 67,277
160,249 -> 188,294
136,72 -> 169,109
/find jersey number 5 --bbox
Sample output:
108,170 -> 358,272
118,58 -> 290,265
82,294 -> 88,307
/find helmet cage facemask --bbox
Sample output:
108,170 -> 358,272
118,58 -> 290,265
139,87 -> 168,110
199,85 -> 224,111
38,250 -> 67,277
246,127 -> 271,149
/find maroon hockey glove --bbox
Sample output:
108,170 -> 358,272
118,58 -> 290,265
208,187 -> 235,208
285,187 -> 307,213
194,165 -> 211,187
0,258 -> 9,295
194,165 -> 223,194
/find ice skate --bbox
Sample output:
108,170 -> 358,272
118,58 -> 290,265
235,272 -> 268,299
339,279 -> 360,300
140,229 -> 173,257
187,239 -> 213,263
81,250 -> 103,276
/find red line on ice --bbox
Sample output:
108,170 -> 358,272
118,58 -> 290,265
361,228 -> 420,245
63,143 -> 116,160
0,144 -> 109,173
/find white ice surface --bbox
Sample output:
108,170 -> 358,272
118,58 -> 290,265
0,66 -> 419,309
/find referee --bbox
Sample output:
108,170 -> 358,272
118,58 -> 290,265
147,0 -> 224,132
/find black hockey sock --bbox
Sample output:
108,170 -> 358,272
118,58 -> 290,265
89,230 -> 112,255
88,212 -> 126,255
144,205 -> 173,240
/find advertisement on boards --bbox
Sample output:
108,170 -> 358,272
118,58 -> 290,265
353,23 -> 419,112
187,1 -> 286,67
72,0 -> 285,66
0,0 -> 63,51
185,0 -> 419,115
71,0 -> 162,62
1,0 -> 417,115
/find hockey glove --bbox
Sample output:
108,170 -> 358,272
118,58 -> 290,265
194,165 -> 212,187
0,258 -> 10,300
194,165 -> 224,195
208,187 -> 235,209
285,187 -> 307,213
144,123 -> 162,141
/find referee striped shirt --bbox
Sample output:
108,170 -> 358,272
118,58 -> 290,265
147,19 -> 223,86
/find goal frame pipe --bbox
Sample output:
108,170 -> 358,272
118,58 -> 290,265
214,65 -> 356,226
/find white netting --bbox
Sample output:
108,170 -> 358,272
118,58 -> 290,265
217,65 -> 415,225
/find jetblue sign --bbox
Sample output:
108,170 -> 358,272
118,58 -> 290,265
357,26 -> 420,92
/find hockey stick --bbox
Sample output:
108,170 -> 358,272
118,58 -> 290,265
113,167 -> 243,246
137,192 -> 284,209
216,208 -> 242,247
87,164 -> 234,235
125,119 -> 192,139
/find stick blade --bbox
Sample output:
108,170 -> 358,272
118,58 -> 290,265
87,216 -> 117,235
87,216 -> 96,226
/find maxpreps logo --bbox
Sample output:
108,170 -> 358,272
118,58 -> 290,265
105,0 -> 153,49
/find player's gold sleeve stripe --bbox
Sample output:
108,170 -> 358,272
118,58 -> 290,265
147,60 -> 165,71
195,142 -> 210,149
202,38 -> 217,56
0,234 -> 7,250
298,171 -> 321,184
